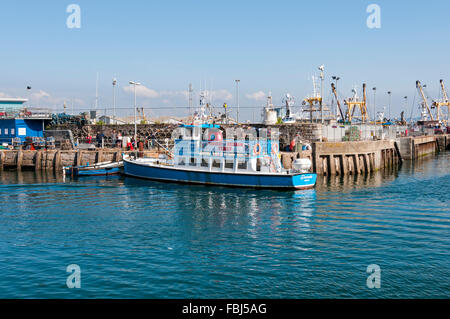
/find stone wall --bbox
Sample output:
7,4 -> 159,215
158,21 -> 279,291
51,123 -> 323,149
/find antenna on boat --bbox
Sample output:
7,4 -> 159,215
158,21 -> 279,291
189,83 -> 193,119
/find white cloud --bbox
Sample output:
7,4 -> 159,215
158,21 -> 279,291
246,91 -> 266,101
121,87 -> 232,103
123,85 -> 159,98
0,92 -> 11,98
159,90 -> 190,100
209,89 -> 233,101
31,90 -> 51,100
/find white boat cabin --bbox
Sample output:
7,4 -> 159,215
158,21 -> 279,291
172,125 -> 283,174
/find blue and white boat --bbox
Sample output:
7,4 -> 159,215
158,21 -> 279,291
123,125 -> 316,190
64,161 -> 123,177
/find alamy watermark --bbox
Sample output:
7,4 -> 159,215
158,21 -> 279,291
64,4 -> 380,30
366,264 -> 381,289
367,4 -> 381,29
66,4 -> 81,29
66,264 -> 81,289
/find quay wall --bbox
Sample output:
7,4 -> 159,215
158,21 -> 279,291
0,149 -> 158,171
0,134 -> 445,175
397,135 -> 449,160
312,140 -> 399,176
0,144 -> 393,176
2,119 -> 447,175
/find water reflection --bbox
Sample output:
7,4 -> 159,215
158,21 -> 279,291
122,178 -> 321,255
0,169 -> 64,185
315,167 -> 400,193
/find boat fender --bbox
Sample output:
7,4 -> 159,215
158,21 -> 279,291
253,143 -> 261,156
208,131 -> 223,142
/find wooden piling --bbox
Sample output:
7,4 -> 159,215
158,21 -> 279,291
54,151 -> 62,171
342,155 -> 348,175
0,151 -> 4,170
16,150 -> 23,170
76,150 -> 82,167
329,155 -> 336,176
97,149 -> 104,163
35,150 -> 42,171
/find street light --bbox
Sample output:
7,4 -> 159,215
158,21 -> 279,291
387,91 -> 392,120
404,96 -> 409,123
332,76 -> 340,88
372,87 -> 377,123
112,78 -> 117,124
235,80 -> 240,124
318,65 -> 325,124
129,81 -> 141,143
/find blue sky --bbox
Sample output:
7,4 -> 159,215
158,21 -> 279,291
0,0 -> 449,120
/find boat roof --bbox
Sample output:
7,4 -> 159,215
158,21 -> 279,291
0,98 -> 28,103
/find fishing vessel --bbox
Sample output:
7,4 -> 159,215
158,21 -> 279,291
64,161 -> 123,177
123,124 -> 317,190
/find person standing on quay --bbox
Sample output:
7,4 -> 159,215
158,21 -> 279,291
111,130 -> 117,148
116,131 -> 123,148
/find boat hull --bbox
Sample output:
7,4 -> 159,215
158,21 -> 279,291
67,167 -> 121,177
123,159 -> 316,190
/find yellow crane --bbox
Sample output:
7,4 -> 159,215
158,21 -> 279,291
302,75 -> 331,122
343,83 -> 369,123
416,81 -> 434,121
432,79 -> 450,123
138,107 -> 148,124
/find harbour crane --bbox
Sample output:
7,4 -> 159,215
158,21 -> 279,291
302,76 -> 332,123
137,107 -> 148,124
343,84 -> 369,123
331,83 -> 345,122
416,81 -> 434,121
431,79 -> 450,123
302,76 -> 323,123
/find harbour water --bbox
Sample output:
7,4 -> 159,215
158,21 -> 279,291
0,153 -> 448,299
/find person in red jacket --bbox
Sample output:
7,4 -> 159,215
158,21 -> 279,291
289,139 -> 296,152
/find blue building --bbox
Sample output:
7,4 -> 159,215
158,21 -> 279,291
0,98 -> 51,144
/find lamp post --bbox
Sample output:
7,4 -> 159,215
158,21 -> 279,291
235,80 -> 240,124
129,81 -> 141,143
387,91 -> 392,120
372,87 -> 377,123
112,78 -> 117,124
318,65 -> 325,124
404,96 -> 409,123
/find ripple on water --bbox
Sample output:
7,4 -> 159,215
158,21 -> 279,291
0,154 -> 449,298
